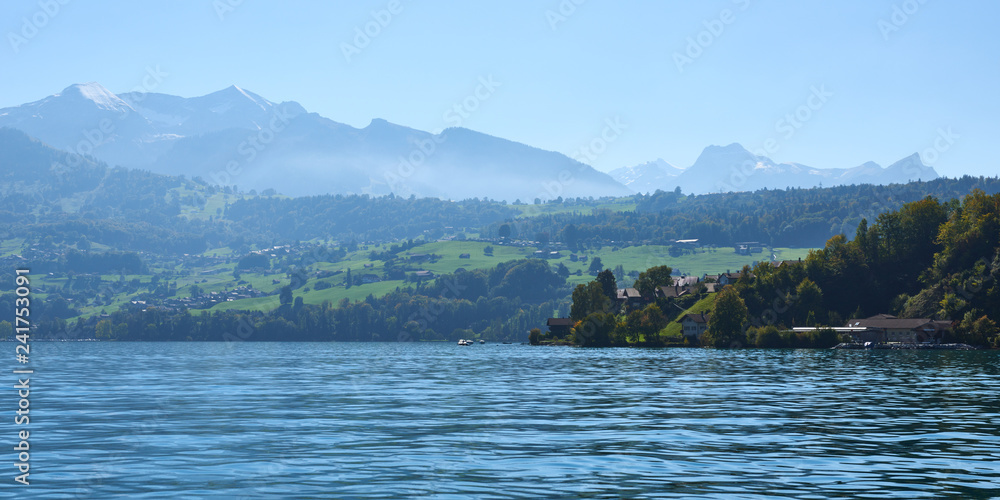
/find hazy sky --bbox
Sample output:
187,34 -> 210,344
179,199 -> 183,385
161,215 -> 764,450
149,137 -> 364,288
4,1 -> 998,177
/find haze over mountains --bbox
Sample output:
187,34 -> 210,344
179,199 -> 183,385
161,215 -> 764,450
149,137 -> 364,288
611,143 -> 939,195
0,83 -> 939,199
0,83 -> 630,201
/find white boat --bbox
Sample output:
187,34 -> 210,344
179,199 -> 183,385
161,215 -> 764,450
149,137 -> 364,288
458,339 -> 471,346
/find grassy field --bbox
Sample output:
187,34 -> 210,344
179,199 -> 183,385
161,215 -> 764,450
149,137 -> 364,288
401,241 -> 533,274
0,238 -> 25,257
563,246 -> 813,286
23,236 -> 815,321
509,200 -> 638,217
660,293 -> 718,339
204,243 -> 814,312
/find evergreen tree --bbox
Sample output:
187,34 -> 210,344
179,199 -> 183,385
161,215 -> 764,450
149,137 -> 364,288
596,269 -> 617,303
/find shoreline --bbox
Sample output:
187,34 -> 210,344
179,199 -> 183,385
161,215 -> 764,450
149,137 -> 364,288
832,342 -> 978,350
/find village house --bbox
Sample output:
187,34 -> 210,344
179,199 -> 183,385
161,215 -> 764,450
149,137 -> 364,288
718,272 -> 746,285
656,285 -> 688,299
677,313 -> 709,338
615,288 -> 648,308
407,253 -> 431,263
846,314 -> 952,343
772,258 -> 802,268
734,242 -> 764,255
671,239 -> 700,249
546,318 -> 574,337
674,276 -> 701,287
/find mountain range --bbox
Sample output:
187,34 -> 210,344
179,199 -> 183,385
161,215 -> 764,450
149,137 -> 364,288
0,83 -> 939,199
0,83 -> 629,201
610,143 -> 939,195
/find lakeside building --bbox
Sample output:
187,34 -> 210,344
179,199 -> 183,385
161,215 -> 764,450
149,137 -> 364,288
546,318 -> 574,337
845,314 -> 952,343
677,313 -> 709,338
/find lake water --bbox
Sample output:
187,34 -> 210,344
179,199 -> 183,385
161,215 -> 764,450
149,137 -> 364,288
17,342 -> 1000,498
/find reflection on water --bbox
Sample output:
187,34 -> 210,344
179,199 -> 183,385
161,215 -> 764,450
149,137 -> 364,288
28,342 -> 1000,498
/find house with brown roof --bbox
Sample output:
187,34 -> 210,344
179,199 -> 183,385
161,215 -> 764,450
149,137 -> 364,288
616,288 -> 648,308
677,313 -> 710,338
656,285 -> 688,299
718,272 -> 745,285
846,314 -> 950,343
547,318 -> 574,337
773,258 -> 802,268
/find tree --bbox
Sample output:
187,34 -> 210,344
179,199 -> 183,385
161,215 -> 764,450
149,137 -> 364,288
345,268 -> 352,289
279,285 -> 293,305
570,281 -> 610,321
574,312 -> 615,347
634,265 -> 673,298
753,325 -> 783,347
562,224 -> 579,249
237,253 -> 269,270
639,304 -> 667,344
498,224 -> 512,239
955,311 -> 997,346
794,278 -> 824,326
623,310 -> 643,344
556,262 -> 570,278
705,287 -> 748,347
528,328 -> 541,345
492,259 -> 566,303
96,319 -> 113,339
596,269 -> 617,303
613,264 -> 625,283
588,257 -> 604,275
189,284 -> 203,298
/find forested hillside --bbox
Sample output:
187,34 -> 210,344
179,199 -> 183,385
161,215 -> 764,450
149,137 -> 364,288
2,126 -> 999,344
501,178 -> 1000,248
556,191 -> 1000,348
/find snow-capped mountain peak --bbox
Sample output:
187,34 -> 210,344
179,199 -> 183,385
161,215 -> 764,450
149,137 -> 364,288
58,82 -> 135,113
609,158 -> 686,194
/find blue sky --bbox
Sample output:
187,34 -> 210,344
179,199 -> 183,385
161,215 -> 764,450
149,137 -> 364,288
3,0 -> 998,177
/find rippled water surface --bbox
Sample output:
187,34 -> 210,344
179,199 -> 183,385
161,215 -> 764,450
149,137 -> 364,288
21,343 -> 1000,498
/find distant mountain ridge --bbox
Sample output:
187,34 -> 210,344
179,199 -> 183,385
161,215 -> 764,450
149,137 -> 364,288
611,143 -> 939,195
608,159 -> 684,194
0,83 -> 630,201
1,83 -> 941,199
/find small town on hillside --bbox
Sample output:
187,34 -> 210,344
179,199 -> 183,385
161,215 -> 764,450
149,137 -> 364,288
545,260 -> 956,347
